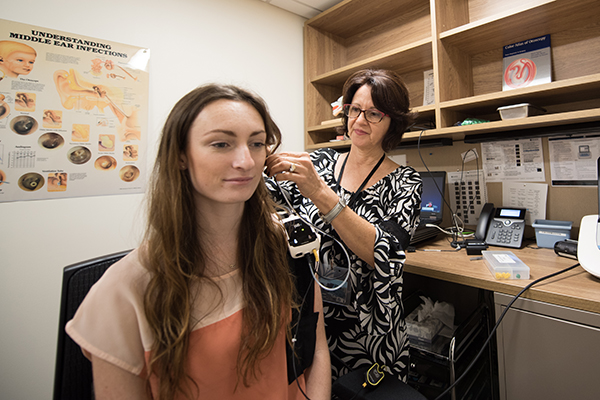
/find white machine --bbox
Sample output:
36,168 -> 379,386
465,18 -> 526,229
577,156 -> 600,279
578,214 -> 600,278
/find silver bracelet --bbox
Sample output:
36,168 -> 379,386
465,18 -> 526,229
320,196 -> 347,224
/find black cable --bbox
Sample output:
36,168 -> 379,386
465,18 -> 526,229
328,351 -> 367,400
292,254 -> 316,400
347,386 -> 366,400
330,348 -> 354,372
459,148 -> 482,225
416,129 -> 471,242
273,177 -> 352,293
446,148 -> 482,247
433,262 -> 580,400
417,130 -> 455,217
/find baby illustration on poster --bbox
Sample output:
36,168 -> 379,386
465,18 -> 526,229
0,18 -> 149,202
0,40 -> 37,79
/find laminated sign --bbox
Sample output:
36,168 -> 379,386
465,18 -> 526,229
0,19 -> 149,202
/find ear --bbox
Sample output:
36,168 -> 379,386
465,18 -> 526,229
179,153 -> 188,170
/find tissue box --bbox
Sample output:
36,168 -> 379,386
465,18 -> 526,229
406,306 -> 443,343
532,219 -> 573,248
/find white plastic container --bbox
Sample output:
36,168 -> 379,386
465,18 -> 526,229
497,103 -> 546,120
482,251 -> 530,280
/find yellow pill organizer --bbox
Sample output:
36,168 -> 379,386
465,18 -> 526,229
482,251 -> 530,280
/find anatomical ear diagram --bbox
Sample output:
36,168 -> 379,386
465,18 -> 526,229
53,69 -> 141,141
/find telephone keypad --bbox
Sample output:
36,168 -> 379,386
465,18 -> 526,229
486,218 -> 525,248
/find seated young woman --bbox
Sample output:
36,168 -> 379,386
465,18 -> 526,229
66,83 -> 331,400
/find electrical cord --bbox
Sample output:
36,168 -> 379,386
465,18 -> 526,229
451,148 -> 483,242
413,132 -> 581,399
432,262 -> 580,400
458,148 -> 482,233
292,255 -> 316,400
274,177 -> 353,293
416,246 -> 462,253
416,129 -> 455,216
416,130 -> 466,242
416,129 -> 484,244
425,223 -> 474,237
347,385 -> 366,400
329,351 -> 367,400
272,170 -> 377,399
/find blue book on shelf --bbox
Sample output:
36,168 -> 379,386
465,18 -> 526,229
502,34 -> 551,91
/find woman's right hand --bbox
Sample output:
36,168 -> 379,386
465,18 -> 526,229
267,151 -> 378,267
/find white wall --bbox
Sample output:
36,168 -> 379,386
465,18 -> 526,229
0,1 -> 305,398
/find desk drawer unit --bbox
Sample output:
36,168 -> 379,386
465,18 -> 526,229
494,293 -> 600,400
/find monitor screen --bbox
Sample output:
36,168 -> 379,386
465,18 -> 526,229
419,171 -> 446,226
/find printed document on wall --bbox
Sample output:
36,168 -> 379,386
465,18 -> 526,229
481,138 -> 545,182
502,181 -> 548,225
548,135 -> 600,186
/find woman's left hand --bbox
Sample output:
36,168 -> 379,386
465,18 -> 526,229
265,152 -> 327,199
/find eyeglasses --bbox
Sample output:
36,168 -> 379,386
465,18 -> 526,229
343,104 -> 388,124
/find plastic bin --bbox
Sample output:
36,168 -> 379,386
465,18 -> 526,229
482,251 -> 530,280
497,103 -> 546,120
532,219 -> 573,248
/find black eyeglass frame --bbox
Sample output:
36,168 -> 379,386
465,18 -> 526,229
342,104 -> 389,124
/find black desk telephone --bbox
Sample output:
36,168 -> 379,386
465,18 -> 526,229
475,203 -> 527,249
465,203 -> 527,254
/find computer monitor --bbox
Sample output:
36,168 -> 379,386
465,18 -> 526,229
410,171 -> 446,244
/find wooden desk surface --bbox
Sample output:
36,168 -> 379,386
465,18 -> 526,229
405,238 -> 600,314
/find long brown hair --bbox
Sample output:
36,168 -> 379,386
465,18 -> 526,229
339,68 -> 416,151
142,84 -> 293,399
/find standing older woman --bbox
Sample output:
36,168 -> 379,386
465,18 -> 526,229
66,84 -> 330,400
265,69 -> 422,382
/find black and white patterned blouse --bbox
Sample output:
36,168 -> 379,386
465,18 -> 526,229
266,148 -> 422,382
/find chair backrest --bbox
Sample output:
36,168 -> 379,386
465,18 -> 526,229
53,250 -> 131,400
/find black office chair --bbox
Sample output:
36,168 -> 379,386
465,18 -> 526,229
53,250 -> 131,400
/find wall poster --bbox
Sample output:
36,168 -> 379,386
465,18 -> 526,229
0,19 -> 149,202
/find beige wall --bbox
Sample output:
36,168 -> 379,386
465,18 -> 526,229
0,1 -> 305,398
391,137 -> 597,238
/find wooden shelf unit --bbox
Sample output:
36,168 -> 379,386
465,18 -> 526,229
304,0 -> 600,150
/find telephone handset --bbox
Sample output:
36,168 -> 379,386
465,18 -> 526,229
475,203 -> 495,240
464,203 -> 494,254
476,202 -> 527,249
